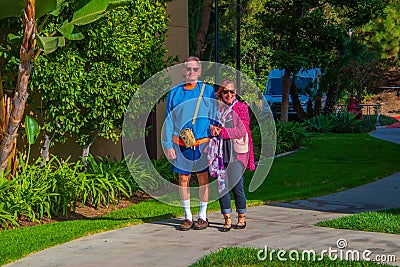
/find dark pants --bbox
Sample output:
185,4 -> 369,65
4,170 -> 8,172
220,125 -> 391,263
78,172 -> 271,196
219,160 -> 247,214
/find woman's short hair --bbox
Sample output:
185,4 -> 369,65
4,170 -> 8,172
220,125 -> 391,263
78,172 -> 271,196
216,79 -> 236,101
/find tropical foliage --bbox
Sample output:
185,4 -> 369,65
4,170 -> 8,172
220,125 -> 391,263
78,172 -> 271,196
304,112 -> 377,133
0,153 -> 151,228
0,0 -> 141,173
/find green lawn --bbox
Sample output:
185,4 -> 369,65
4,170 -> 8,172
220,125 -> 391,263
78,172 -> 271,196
316,208 -> 400,234
1,133 -> 400,265
245,133 -> 400,203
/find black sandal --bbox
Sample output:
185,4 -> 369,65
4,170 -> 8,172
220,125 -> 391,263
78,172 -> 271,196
235,214 -> 246,229
219,215 -> 232,232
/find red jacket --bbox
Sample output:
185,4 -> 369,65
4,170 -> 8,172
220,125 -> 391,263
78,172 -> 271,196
220,101 -> 255,171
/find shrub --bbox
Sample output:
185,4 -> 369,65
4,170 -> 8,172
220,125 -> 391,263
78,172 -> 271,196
331,112 -> 361,133
81,155 -> 133,208
1,155 -> 88,224
304,114 -> 335,133
276,121 -> 308,154
357,119 -> 376,133
305,113 -> 376,134
0,178 -> 19,228
5,157 -> 56,223
364,114 -> 398,126
151,156 -> 178,183
125,155 -> 163,192
250,124 -> 262,160
0,153 -> 159,228
48,156 -> 85,217
0,202 -> 18,228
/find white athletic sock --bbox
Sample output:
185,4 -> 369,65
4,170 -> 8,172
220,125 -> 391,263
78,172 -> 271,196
182,199 -> 192,221
198,201 -> 208,220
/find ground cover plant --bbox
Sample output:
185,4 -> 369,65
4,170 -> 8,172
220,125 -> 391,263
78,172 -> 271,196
365,114 -> 399,126
0,133 -> 400,265
316,208 -> 400,234
304,113 -> 398,134
190,247 -> 388,266
0,154 -> 153,228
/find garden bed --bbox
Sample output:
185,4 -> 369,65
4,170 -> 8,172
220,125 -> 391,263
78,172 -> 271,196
15,191 -> 151,229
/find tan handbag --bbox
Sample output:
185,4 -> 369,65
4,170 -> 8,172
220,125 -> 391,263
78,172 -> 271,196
233,132 -> 249,153
179,128 -> 196,148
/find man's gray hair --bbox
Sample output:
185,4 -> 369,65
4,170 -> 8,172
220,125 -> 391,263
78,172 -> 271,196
184,56 -> 202,69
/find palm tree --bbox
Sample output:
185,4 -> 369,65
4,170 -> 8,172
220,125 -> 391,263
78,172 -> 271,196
0,0 -> 38,173
323,38 -> 377,114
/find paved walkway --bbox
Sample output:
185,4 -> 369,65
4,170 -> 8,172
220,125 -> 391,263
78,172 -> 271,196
370,126 -> 400,145
5,127 -> 400,267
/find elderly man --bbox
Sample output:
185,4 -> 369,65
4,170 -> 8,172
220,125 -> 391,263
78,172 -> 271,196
162,56 -> 217,231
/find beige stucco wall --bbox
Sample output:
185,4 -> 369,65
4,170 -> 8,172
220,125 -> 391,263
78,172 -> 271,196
166,0 -> 189,61
156,0 -> 189,158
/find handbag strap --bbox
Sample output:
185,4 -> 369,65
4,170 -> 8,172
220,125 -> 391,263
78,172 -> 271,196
192,82 -> 206,126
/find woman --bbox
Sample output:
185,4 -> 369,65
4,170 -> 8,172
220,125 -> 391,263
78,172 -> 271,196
208,79 -> 255,232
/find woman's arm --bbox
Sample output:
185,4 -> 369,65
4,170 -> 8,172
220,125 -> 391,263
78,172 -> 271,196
220,103 -> 250,140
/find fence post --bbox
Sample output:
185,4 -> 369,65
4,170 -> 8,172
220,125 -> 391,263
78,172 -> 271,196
376,104 -> 381,126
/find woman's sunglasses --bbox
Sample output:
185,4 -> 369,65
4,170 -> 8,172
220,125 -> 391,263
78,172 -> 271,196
222,90 -> 236,95
185,67 -> 200,72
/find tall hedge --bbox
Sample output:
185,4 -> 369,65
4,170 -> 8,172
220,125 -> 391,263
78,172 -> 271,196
32,1 -> 173,153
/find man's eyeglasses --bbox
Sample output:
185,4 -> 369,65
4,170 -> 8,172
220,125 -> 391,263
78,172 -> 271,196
222,90 -> 236,95
185,67 -> 200,72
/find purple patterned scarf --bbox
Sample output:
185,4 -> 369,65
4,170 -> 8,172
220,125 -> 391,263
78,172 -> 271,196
208,99 -> 237,193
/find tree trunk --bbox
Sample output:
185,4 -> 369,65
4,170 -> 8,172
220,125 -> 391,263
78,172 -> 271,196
324,83 -> 339,114
0,76 -> 17,177
82,143 -> 92,158
280,69 -> 291,122
40,133 -> 51,167
0,73 -> 7,137
82,141 -> 93,166
289,80 -> 308,120
314,95 -> 322,115
195,0 -> 213,58
0,0 -> 35,173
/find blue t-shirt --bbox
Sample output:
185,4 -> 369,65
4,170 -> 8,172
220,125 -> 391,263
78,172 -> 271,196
162,81 -> 217,150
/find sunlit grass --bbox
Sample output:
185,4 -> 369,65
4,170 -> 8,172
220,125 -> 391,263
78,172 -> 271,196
316,208 -> 400,234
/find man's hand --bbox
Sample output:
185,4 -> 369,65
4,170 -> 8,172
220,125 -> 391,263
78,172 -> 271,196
210,125 -> 222,136
166,148 -> 176,160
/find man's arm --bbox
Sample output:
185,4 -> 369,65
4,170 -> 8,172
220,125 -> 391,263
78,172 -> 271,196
162,91 -> 175,151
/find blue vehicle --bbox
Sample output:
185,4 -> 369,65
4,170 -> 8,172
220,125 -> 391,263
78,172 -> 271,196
263,68 -> 323,117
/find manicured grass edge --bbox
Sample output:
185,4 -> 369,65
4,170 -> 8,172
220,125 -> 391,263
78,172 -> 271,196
315,208 -> 400,235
